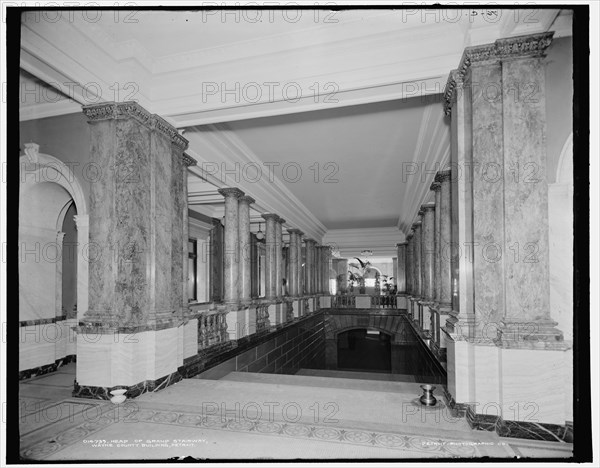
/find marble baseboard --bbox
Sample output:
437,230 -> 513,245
19,316 -> 67,327
77,316 -> 182,334
19,354 -> 77,380
72,369 -> 183,400
442,387 -> 469,418
466,406 -> 573,443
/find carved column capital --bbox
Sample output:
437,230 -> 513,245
435,169 -> 452,184
443,32 -> 553,115
218,187 -> 245,199
261,213 -> 280,222
238,195 -> 255,205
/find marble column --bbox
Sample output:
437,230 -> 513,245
218,188 -> 244,304
305,239 -> 315,294
238,195 -> 255,303
78,101 -> 190,392
322,246 -> 331,294
287,229 -> 301,296
297,232 -> 304,296
413,218 -> 423,298
261,213 -> 279,300
275,218 -> 285,299
421,203 -> 435,301
406,231 -> 414,296
396,242 -> 407,294
431,181 -> 442,303
337,258 -> 349,293
436,170 -> 453,308
314,245 -> 320,294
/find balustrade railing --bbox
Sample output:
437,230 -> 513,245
332,295 -> 356,308
198,311 -> 228,349
371,295 -> 397,309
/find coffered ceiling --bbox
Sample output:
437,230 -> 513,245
19,7 -> 571,252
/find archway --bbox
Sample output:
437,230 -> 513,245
336,328 -> 392,372
19,143 -> 88,376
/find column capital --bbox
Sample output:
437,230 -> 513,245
277,218 -> 286,224
406,231 -> 414,241
82,101 -> 189,151
261,213 -> 280,222
421,202 -> 436,212
238,195 -> 255,204
412,220 -> 422,229
435,169 -> 452,183
304,238 -> 316,244
182,153 -> 197,167
443,32 -> 553,116
430,181 -> 441,192
287,228 -> 303,235
218,187 -> 245,199
396,241 -> 408,247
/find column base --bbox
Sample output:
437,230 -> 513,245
444,335 -> 573,427
497,318 -> 566,349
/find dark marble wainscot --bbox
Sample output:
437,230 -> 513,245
466,406 -> 573,443
72,370 -> 184,400
19,354 -> 76,380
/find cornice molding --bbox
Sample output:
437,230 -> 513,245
82,101 -> 189,151
443,32 -> 554,115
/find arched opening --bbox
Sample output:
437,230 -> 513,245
19,145 -> 88,374
336,328 -> 391,372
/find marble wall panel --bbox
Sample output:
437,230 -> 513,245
502,57 -> 551,321
500,347 -> 568,425
470,63 -> 505,328
183,318 -> 199,359
113,119 -> 151,324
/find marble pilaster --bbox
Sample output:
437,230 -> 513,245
238,195 -> 255,303
218,187 -> 244,304
261,213 -> 279,300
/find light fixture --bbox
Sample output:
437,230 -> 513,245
360,249 -> 373,257
256,223 -> 264,240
